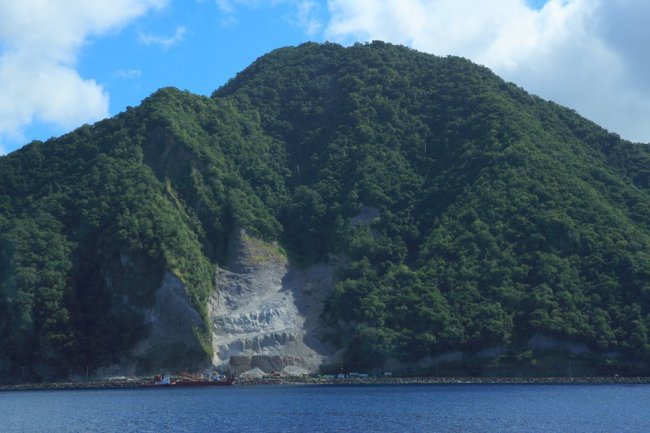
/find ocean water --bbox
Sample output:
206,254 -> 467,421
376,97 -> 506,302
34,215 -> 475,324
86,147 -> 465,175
1,384 -> 650,432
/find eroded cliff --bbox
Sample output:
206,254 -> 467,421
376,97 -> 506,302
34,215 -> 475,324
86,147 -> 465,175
209,229 -> 334,375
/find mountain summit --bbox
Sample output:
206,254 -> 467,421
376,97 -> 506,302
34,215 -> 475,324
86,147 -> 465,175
2,42 -> 650,381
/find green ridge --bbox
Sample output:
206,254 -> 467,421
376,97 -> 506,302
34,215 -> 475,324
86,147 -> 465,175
1,42 -> 650,380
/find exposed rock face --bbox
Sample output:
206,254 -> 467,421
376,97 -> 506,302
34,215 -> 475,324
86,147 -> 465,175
96,270 -> 210,376
209,229 -> 334,375
130,271 -> 209,371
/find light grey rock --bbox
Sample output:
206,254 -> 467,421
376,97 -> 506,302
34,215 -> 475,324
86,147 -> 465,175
209,229 -> 335,375
110,270 -> 210,373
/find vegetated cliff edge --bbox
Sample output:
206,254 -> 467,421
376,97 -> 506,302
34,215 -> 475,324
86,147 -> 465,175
2,41 -> 650,381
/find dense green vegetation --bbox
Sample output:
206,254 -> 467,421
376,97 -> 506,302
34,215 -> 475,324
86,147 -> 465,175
2,41 -> 650,379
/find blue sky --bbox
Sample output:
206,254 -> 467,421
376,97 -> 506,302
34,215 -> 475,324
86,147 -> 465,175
10,0 -> 328,153
1,0 -> 649,155
77,1 -> 326,112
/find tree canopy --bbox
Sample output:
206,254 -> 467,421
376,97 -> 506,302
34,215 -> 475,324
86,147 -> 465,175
2,41 -> 650,379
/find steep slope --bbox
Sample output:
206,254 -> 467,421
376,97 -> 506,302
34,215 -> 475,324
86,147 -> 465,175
215,42 -> 650,374
1,42 -> 650,380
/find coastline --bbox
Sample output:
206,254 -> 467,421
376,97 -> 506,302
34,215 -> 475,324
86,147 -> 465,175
0,378 -> 147,392
3,376 -> 650,392
235,376 -> 650,386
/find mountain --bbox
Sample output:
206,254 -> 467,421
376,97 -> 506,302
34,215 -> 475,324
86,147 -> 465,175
2,41 -> 650,381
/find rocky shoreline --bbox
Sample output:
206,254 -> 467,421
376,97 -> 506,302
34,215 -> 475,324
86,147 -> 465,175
3,376 -> 650,392
235,376 -> 650,386
0,378 -> 147,392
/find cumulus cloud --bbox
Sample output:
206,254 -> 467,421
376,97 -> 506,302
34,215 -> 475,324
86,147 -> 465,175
297,1 -> 323,35
0,0 -> 165,144
325,0 -> 650,143
138,25 -> 187,48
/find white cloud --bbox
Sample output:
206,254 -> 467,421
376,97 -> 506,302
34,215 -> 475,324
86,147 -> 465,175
296,1 -> 322,35
215,0 -> 270,13
325,0 -> 650,143
0,0 -> 165,146
220,15 -> 239,28
114,69 -> 143,79
138,25 -> 187,48
216,0 -> 237,14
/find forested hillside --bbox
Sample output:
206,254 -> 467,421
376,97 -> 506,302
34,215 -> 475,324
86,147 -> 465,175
2,41 -> 650,380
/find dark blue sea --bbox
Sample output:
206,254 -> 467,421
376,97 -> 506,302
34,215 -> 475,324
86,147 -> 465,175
2,384 -> 650,432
